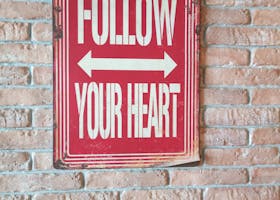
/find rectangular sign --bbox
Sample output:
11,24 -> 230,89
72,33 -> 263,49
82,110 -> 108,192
53,0 -> 200,168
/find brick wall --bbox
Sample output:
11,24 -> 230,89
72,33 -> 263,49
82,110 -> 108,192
0,0 -> 279,199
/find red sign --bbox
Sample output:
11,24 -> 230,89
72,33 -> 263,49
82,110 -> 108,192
54,0 -> 200,168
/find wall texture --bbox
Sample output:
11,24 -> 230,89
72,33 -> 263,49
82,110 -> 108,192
0,0 -> 279,199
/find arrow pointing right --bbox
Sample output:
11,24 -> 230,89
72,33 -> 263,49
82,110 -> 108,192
78,51 -> 177,78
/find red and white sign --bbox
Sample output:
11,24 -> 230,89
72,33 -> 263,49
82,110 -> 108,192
53,0 -> 200,168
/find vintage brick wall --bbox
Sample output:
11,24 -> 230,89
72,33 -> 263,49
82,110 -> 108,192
0,0 -> 279,199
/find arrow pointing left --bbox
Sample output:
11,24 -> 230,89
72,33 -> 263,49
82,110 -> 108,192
77,51 -> 177,78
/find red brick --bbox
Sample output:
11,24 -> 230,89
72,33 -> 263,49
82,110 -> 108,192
252,128 -> 280,145
86,170 -> 168,189
205,147 -> 279,166
205,187 -> 280,200
253,10 -> 280,25
0,195 -> 30,200
205,108 -> 280,126
170,168 -> 248,186
252,89 -> 280,105
122,189 -> 201,200
251,168 -> 280,184
33,152 -> 53,170
0,152 -> 30,171
0,1 -> 51,19
201,88 -> 248,105
33,192 -> 118,200
0,67 -> 30,85
33,109 -> 53,127
243,0 -> 280,7
201,128 -> 248,146
202,8 -> 250,25
207,27 -> 280,46
205,0 -> 234,6
201,48 -> 250,66
254,48 -> 280,66
0,22 -> 29,41
32,23 -> 52,42
0,44 -> 52,64
0,89 -> 52,106
205,68 -> 280,85
0,173 -> 83,193
33,67 -> 53,85
0,109 -> 31,128
0,130 -> 51,149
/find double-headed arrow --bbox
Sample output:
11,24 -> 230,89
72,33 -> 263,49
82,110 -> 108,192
78,51 -> 177,78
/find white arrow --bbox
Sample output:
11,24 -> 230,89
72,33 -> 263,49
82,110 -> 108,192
77,51 -> 177,78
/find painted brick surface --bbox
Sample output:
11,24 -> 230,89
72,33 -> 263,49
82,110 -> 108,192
252,89 -> 280,105
205,68 -> 280,85
200,48 -> 250,66
251,167 -> 280,184
33,192 -> 118,200
33,67 -> 53,85
254,48 -> 280,66
0,67 -> 30,85
0,22 -> 29,41
0,0 -> 279,199
32,23 -> 52,41
0,173 -> 83,192
122,189 -> 201,200
0,130 -> 52,149
170,168 -> 248,185
0,109 -> 31,128
252,128 -> 280,145
201,128 -> 248,146
206,27 -> 280,46
201,8 -> 250,25
86,170 -> 169,189
33,152 -> 53,170
0,195 -> 30,200
205,187 -> 280,200
33,109 -> 53,127
0,152 -> 30,171
0,1 -> 52,19
0,44 -> 52,63
0,88 -> 52,106
205,147 -> 279,166
201,88 -> 248,105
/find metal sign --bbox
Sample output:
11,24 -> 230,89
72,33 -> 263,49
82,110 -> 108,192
53,0 -> 200,168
